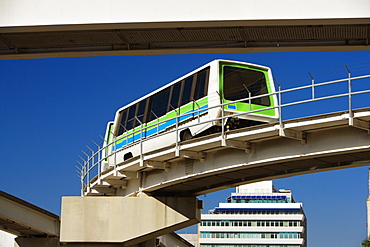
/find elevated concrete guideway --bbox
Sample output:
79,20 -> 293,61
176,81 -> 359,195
86,108 -> 370,197
1,0 -> 370,59
64,108 -> 370,245
0,191 -> 60,247
0,191 -> 59,237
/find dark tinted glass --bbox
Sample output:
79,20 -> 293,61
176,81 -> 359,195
125,106 -> 136,130
118,109 -> 127,136
148,88 -> 170,121
223,66 -> 270,106
181,76 -> 194,105
169,82 -> 181,110
194,69 -> 208,100
136,100 -> 147,125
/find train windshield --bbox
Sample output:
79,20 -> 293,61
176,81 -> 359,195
223,66 -> 270,106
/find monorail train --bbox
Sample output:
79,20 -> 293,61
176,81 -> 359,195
102,59 -> 278,167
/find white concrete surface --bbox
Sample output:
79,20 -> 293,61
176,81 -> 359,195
60,196 -> 201,245
0,231 -> 15,247
1,0 -> 369,29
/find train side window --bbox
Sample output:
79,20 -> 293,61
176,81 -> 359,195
180,76 -> 194,106
148,88 -> 171,122
118,109 -> 128,136
135,100 -> 147,126
169,82 -> 182,110
194,68 -> 209,100
125,106 -> 136,131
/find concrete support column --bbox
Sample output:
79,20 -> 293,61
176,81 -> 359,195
60,196 -> 201,246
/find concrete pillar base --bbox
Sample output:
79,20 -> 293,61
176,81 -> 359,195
60,196 -> 201,246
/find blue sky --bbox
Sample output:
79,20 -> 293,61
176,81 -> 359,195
1,51 -> 370,247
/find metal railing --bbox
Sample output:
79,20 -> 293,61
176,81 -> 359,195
77,67 -> 370,196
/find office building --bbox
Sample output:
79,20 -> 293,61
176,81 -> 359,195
199,181 -> 306,247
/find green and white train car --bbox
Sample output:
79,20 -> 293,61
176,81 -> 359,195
103,59 -> 278,167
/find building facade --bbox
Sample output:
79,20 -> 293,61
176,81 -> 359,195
199,181 -> 306,247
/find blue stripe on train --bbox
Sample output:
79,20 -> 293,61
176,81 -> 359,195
114,104 -> 208,150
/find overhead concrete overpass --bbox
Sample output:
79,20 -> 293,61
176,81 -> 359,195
0,191 -> 59,237
0,0 -> 370,59
0,190 -> 60,247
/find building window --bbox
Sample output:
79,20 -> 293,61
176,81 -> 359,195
200,231 -> 301,239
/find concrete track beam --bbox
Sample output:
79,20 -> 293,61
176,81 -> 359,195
1,0 -> 369,58
60,196 -> 201,246
0,191 -> 59,237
